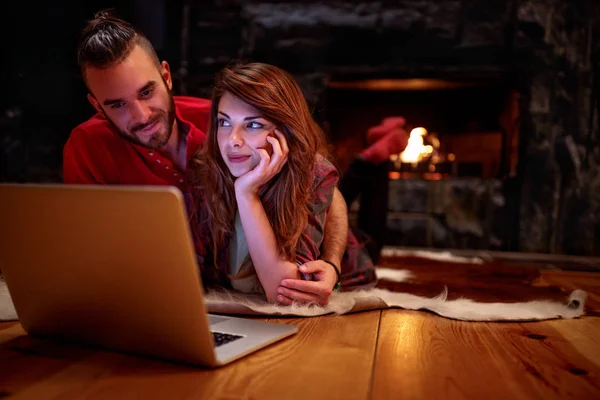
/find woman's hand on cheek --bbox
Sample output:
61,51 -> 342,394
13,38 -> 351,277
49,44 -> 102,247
234,147 -> 270,197
268,129 -> 289,174
234,129 -> 289,197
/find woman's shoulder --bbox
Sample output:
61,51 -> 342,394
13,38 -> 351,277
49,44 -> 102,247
309,154 -> 339,199
313,154 -> 339,181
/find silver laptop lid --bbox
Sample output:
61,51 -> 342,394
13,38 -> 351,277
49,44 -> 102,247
0,184 -> 217,366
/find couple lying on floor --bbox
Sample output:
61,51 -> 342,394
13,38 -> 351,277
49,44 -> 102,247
64,11 -> 409,306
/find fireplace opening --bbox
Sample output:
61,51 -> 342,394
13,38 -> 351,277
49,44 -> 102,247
325,78 -> 520,251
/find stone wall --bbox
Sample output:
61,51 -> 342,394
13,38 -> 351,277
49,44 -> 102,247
181,0 -> 599,256
2,0 -> 598,255
515,1 -> 600,255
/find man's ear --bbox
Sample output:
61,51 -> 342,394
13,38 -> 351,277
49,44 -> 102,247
161,61 -> 173,90
87,93 -> 102,114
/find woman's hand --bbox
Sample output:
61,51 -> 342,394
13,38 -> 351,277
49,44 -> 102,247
234,129 -> 289,197
276,260 -> 338,306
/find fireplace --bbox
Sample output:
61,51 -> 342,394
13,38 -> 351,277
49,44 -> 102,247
326,77 -> 521,250
1,0 -> 595,256
177,0 -> 598,255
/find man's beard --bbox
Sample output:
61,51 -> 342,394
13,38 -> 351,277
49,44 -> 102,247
105,95 -> 176,150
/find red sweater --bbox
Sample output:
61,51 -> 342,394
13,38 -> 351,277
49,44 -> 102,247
62,96 -> 211,193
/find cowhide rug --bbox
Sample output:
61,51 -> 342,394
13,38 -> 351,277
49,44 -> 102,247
0,251 -> 591,322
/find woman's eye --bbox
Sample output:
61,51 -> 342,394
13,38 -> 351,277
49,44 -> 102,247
248,121 -> 264,129
218,119 -> 231,127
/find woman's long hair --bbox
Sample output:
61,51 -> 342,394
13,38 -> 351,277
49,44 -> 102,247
191,62 -> 329,267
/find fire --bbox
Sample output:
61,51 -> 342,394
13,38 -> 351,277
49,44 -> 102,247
400,127 -> 434,165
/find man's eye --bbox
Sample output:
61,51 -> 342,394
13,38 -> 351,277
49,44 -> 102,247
110,102 -> 125,109
218,118 -> 231,127
140,89 -> 152,98
248,121 -> 264,129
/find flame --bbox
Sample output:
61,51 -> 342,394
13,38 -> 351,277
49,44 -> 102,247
400,127 -> 433,164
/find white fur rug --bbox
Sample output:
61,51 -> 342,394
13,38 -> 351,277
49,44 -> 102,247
0,269 -> 588,322
380,247 -> 486,264
203,287 -> 587,321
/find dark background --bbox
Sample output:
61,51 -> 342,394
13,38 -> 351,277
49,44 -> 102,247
1,0 -> 599,256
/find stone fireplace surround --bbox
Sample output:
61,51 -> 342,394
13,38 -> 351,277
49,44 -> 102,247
2,1 -> 597,256
184,0 -> 599,256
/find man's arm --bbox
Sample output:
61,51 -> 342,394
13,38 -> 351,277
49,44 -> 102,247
277,186 -> 349,306
320,187 -> 348,267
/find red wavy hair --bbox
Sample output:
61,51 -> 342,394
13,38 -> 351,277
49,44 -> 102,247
191,62 -> 329,267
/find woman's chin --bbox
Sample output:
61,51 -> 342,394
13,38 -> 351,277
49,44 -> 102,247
229,167 -> 249,178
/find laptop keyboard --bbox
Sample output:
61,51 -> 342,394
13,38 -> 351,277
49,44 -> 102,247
212,331 -> 244,347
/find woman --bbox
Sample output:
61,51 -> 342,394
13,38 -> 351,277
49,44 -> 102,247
190,62 -> 376,304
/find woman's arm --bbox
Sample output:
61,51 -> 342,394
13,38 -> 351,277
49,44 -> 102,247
233,131 -> 299,303
235,192 -> 300,303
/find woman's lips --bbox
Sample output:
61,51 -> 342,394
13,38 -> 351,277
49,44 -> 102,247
228,154 -> 251,163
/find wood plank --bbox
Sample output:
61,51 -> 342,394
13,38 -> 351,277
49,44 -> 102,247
0,321 -> 21,342
537,271 -> 600,311
545,317 -> 600,369
371,309 -> 600,400
0,312 -> 381,400
381,247 -> 600,266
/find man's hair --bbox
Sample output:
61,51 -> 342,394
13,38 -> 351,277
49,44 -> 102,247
77,9 -> 160,83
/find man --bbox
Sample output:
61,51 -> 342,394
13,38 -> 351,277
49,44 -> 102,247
63,10 -> 350,306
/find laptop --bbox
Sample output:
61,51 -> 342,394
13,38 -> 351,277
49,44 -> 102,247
0,183 -> 298,367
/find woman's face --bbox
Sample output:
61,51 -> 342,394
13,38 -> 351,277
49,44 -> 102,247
216,92 -> 277,178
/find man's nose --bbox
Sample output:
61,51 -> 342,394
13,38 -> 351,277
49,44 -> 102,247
129,100 -> 152,124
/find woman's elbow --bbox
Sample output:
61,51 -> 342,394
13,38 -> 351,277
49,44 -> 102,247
262,262 -> 300,304
265,290 -> 280,304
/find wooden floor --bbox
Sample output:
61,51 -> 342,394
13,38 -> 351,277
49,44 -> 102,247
1,270 -> 599,400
